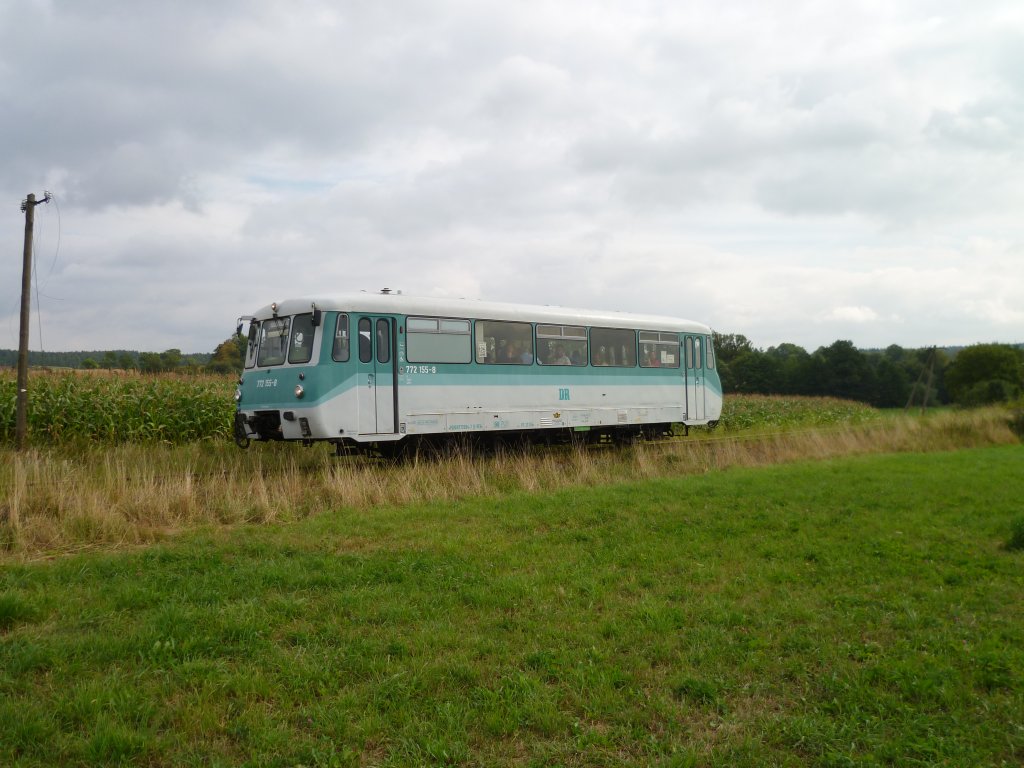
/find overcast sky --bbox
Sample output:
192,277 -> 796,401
2,0 -> 1022,354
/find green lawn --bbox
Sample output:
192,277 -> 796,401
2,445 -> 1023,766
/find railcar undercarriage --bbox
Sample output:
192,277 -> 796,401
316,422 -> 685,460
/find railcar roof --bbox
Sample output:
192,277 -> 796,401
248,293 -> 712,334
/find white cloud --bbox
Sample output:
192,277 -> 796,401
822,306 -> 880,324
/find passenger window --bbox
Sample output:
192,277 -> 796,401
475,320 -> 533,365
536,324 -> 587,366
257,317 -> 290,367
408,316 -> 471,363
590,327 -> 636,367
332,314 -> 350,362
639,331 -> 680,368
358,318 -> 372,363
288,313 -> 315,364
376,319 -> 390,364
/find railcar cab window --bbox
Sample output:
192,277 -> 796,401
257,317 -> 290,367
332,314 -> 350,362
536,325 -> 587,366
706,336 -> 715,369
288,313 -> 315,364
244,321 -> 260,369
408,316 -> 471,364
475,320 -> 533,365
639,331 -> 680,368
590,327 -> 636,367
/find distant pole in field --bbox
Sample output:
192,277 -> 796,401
904,346 -> 936,414
16,191 -> 51,451
920,348 -> 936,414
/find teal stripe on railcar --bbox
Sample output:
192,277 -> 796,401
241,366 -> 722,407
239,368 -> 359,410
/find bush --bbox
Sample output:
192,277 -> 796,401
946,344 -> 1024,404
958,379 -> 1021,408
1009,408 -> 1024,440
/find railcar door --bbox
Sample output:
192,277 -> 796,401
685,335 -> 706,421
356,316 -> 397,434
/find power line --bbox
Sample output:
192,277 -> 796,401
44,192 -> 62,280
33,220 -> 43,353
32,192 -> 63,353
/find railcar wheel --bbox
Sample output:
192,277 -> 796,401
376,440 -> 413,462
233,413 -> 251,449
612,428 -> 641,446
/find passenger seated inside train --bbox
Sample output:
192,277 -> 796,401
551,344 -> 571,365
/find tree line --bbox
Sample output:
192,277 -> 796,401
713,333 -> 1024,407
4,334 -> 1021,408
0,348 -> 213,373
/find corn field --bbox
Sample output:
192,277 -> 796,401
716,394 -> 879,432
1,369 -> 886,446
0,369 -> 235,444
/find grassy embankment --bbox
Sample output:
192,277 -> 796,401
1,445 -> 1022,766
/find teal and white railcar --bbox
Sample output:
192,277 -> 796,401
233,291 -> 722,453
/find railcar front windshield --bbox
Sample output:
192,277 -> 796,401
257,317 -> 291,367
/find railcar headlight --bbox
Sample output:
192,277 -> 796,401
234,387 -> 242,402
294,384 -> 304,399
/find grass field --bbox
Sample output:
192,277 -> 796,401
1,444 -> 1022,766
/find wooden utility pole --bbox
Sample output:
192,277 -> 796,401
16,192 -> 50,450
904,346 -> 936,414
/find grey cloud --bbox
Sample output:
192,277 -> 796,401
926,99 -> 1023,152
2,1 -> 497,210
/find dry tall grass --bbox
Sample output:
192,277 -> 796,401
1,408 -> 1019,559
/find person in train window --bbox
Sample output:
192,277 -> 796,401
643,345 -> 660,367
550,344 -> 571,365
